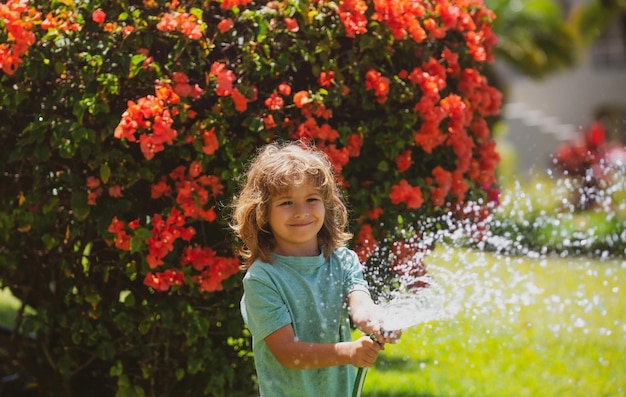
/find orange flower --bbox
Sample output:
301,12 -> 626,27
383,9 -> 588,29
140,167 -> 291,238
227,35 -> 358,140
293,90 -> 311,108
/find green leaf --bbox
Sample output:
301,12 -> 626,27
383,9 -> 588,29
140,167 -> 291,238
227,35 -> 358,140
129,54 -> 147,78
42,197 -> 59,214
190,7 -> 203,19
85,293 -> 101,308
133,227 -> 152,240
70,191 -> 90,221
42,234 -> 59,250
110,360 -> 124,377
256,19 -> 268,42
129,236 -> 144,253
100,163 -> 111,184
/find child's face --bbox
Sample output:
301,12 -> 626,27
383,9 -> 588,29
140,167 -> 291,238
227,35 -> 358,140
268,180 -> 325,257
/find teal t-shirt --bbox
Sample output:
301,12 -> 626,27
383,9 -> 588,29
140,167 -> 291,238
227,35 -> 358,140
241,247 -> 370,397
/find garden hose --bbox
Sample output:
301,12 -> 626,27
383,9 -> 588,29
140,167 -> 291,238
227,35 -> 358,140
352,334 -> 382,397
352,367 -> 368,397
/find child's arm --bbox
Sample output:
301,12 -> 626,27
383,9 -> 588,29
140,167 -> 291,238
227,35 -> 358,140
264,323 -> 382,369
347,290 -> 401,344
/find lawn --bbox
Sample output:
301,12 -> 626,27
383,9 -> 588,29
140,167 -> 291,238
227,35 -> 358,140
362,245 -> 626,397
1,246 -> 624,397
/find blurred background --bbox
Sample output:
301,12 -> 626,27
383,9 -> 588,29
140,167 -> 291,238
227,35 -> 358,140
489,0 -> 626,178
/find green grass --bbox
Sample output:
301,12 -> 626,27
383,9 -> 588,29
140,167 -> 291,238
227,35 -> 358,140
2,248 -> 624,396
362,246 -> 626,397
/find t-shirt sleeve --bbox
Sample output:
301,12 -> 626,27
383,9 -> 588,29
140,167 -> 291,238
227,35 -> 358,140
241,268 -> 292,342
340,248 -> 370,296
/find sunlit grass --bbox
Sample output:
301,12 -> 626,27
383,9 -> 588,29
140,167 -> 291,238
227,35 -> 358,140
2,248 -> 624,396
362,246 -> 626,397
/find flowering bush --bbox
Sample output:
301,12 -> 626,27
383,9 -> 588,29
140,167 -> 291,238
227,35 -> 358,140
552,121 -> 626,210
0,0 -> 501,395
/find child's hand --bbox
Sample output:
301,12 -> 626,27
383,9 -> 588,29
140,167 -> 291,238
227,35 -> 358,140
380,328 -> 402,344
349,336 -> 383,368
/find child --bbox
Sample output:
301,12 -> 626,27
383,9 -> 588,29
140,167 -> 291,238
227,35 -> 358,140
231,141 -> 396,397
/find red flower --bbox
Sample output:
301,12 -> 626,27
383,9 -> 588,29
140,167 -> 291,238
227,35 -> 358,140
220,0 -> 253,10
210,62 -> 236,96
108,185 -> 123,198
585,122 -> 605,149
107,217 -> 130,251
86,176 -> 101,189
347,133 -> 363,157
92,9 -> 106,25
143,269 -> 184,292
395,150 -> 413,172
338,0 -> 368,37
431,166 -> 451,207
389,179 -> 424,209
365,68 -> 389,103
264,93 -> 284,111
284,17 -> 299,32
278,82 -> 291,96
151,179 -> 171,199
217,18 -> 233,33
319,70 -> 335,87
354,224 -> 378,263
189,161 -> 202,178
202,128 -> 219,155
367,207 -> 383,220
231,88 -> 248,112
262,114 -> 277,130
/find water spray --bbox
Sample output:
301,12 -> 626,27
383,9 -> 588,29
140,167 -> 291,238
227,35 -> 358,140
352,274 -> 449,397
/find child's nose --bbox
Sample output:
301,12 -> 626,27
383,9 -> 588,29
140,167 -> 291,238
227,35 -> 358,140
293,203 -> 308,217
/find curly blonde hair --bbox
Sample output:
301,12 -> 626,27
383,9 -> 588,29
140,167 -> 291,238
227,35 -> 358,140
231,141 -> 352,268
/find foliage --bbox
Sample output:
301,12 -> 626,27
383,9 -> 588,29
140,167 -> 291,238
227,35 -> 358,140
486,0 -> 577,79
570,0 -> 626,46
0,0 -> 501,395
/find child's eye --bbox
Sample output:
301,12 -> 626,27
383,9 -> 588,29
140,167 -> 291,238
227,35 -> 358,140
307,197 -> 320,203
278,201 -> 292,206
